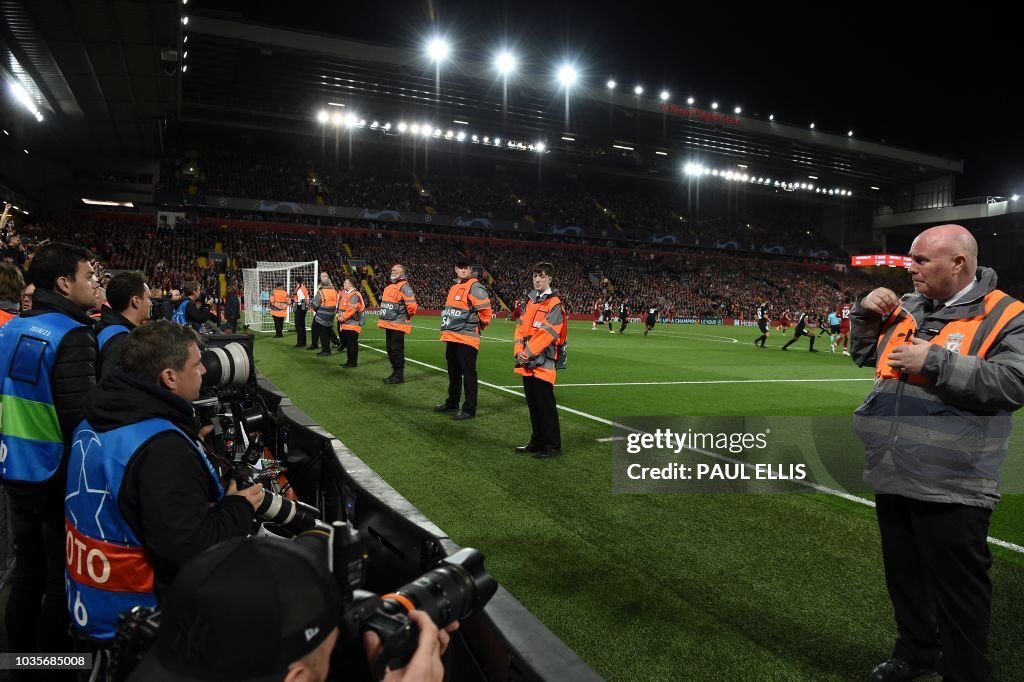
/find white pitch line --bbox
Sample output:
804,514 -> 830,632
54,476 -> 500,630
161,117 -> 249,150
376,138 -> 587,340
586,329 -> 740,344
497,378 -> 876,389
357,342 -> 1024,556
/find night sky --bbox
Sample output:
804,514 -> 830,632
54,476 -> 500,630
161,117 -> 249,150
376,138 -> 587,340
201,0 -> 1019,197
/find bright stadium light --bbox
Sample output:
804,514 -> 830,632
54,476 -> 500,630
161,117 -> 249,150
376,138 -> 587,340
10,83 -> 45,122
810,122 -> 816,129
710,101 -> 718,110
607,79 -> 617,89
421,125 -> 432,137
496,51 -> 516,75
409,123 -> 419,134
686,97 -> 694,105
660,90 -> 669,101
427,38 -> 449,63
317,110 -> 329,123
734,106 -> 742,114
456,131 -> 466,141
536,142 -> 546,152
398,122 -> 408,132
482,136 -> 489,143
182,16 -> 188,25
1012,194 -> 1020,201
332,113 -> 343,126
493,137 -> 501,146
769,114 -> 774,121
558,65 -> 577,87
344,113 -> 357,127
634,85 -> 644,95
472,134 -> 478,142
433,127 -> 442,137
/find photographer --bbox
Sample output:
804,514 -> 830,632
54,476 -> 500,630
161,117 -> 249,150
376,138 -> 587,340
95,271 -> 152,380
64,321 -> 263,645
171,280 -> 218,330
129,537 -> 455,682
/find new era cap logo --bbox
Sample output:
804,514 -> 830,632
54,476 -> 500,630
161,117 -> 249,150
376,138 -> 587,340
305,627 -> 320,641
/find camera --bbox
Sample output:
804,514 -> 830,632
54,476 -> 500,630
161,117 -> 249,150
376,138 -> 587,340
195,335 -> 321,533
111,523 -> 497,681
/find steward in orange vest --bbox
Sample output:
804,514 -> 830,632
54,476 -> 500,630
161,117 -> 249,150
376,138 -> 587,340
311,274 -> 338,355
850,224 -> 1024,681
513,262 -> 567,458
434,260 -> 492,419
336,276 -> 365,368
270,282 -> 288,337
293,278 -> 310,347
377,264 -> 417,384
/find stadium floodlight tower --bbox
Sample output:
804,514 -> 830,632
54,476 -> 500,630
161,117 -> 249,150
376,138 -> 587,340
495,50 -> 516,116
427,37 -> 449,103
558,63 -> 577,131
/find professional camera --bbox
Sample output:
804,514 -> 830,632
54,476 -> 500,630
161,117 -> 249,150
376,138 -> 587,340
296,522 -> 498,679
195,334 -> 320,533
110,523 -> 498,681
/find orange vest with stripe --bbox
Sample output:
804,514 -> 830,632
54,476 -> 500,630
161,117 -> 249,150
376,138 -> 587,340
270,289 -> 289,317
875,290 -> 1024,383
377,280 -> 417,333
514,294 -> 567,385
338,289 -> 365,332
440,278 -> 492,349
0,309 -> 15,326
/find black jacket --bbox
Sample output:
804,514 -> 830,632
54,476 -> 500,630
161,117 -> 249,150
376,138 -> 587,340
185,299 -> 217,327
85,370 -> 255,596
95,308 -> 136,381
225,292 -> 240,321
6,289 -> 97,501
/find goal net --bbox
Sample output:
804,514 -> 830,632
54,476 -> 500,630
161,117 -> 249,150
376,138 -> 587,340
243,260 -> 319,334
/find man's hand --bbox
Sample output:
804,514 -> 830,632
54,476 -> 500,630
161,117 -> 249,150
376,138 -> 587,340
886,336 -> 932,375
516,350 -> 530,363
226,479 -> 265,511
861,288 -> 900,316
362,610 -> 459,682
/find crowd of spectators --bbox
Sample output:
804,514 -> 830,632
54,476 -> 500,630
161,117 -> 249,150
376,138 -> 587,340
5,213 -> 909,324
158,139 -> 842,257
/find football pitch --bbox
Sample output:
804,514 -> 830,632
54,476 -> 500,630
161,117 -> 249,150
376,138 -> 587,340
253,318 -> 1024,681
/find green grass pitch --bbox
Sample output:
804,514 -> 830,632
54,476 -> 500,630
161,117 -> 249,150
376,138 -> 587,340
253,318 -> 1024,681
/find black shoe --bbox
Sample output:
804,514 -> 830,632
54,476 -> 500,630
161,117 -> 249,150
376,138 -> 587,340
307,346 -> 320,350
532,448 -> 562,459
383,375 -> 404,384
809,348 -> 819,353
341,363 -> 358,368
293,344 -> 306,348
453,412 -> 475,421
514,443 -> 541,453
868,659 -> 936,681
317,351 -> 331,357
434,403 -> 458,412
781,346 -> 789,351
274,334 -> 283,338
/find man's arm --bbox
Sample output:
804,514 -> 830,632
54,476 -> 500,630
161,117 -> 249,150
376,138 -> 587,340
401,283 -> 418,318
470,282 -> 492,328
186,300 -> 216,324
53,327 -> 97,440
925,314 -> 1024,411
849,289 -> 897,368
122,432 -> 255,582
98,332 -> 128,382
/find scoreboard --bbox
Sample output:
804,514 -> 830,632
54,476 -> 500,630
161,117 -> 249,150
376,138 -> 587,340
850,254 -> 912,268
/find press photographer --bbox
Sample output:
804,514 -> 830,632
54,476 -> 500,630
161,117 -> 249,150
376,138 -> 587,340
122,535 -> 459,682
171,280 -> 219,330
64,321 -> 263,650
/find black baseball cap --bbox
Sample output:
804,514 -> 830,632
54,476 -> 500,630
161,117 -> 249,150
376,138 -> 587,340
455,259 -> 471,268
130,537 -> 341,682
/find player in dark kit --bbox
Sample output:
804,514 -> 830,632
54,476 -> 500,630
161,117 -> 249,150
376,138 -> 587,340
753,302 -> 770,348
781,310 -> 818,352
603,298 -> 615,332
617,299 -> 630,334
643,304 -> 659,336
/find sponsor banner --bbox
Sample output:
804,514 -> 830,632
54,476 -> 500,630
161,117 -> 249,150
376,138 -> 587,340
726,319 -> 759,327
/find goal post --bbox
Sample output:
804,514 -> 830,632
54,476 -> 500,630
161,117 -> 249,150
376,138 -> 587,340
243,261 -> 319,334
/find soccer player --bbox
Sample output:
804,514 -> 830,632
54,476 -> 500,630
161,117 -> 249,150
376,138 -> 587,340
644,303 -> 659,336
753,301 -> 770,348
837,298 -> 853,356
781,310 -> 818,352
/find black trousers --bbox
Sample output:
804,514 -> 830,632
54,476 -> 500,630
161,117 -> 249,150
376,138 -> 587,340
522,375 -> 560,450
875,494 -> 993,682
273,315 -> 284,336
444,342 -> 479,413
5,494 -> 74,679
340,329 -> 360,366
385,329 -> 406,371
313,320 -> 333,352
294,307 -> 307,346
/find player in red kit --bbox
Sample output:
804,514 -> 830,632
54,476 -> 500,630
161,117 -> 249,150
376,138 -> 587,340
837,298 -> 852,355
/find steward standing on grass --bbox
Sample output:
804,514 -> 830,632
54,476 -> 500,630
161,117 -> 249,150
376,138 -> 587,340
513,262 -> 567,459
378,263 -> 417,384
336,276 -> 365,368
851,223 -> 1024,682
435,259 -> 491,420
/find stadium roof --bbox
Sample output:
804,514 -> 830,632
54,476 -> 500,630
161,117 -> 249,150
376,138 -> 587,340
1,1 -> 963,200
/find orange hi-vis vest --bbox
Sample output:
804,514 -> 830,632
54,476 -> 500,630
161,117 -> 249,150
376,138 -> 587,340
338,289 -> 366,332
270,288 -> 289,318
0,309 -> 16,326
377,279 -> 417,333
440,278 -> 492,350
295,284 -> 309,310
875,290 -> 1024,384
514,291 -> 567,385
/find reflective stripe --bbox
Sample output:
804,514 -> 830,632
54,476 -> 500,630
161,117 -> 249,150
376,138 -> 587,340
0,395 -> 61,442
975,298 -> 1024,358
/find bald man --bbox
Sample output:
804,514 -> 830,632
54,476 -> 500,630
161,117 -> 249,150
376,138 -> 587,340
851,224 -> 1024,682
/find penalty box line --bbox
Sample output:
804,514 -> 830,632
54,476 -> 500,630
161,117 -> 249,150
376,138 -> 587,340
357,343 -> 1024,556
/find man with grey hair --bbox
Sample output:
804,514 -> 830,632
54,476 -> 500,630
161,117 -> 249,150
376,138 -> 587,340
851,224 -> 1024,682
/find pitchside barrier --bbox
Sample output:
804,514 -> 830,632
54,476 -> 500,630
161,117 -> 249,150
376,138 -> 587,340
255,374 -> 601,682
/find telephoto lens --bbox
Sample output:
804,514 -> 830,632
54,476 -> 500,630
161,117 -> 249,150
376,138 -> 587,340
379,548 -> 497,628
254,491 -> 321,532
